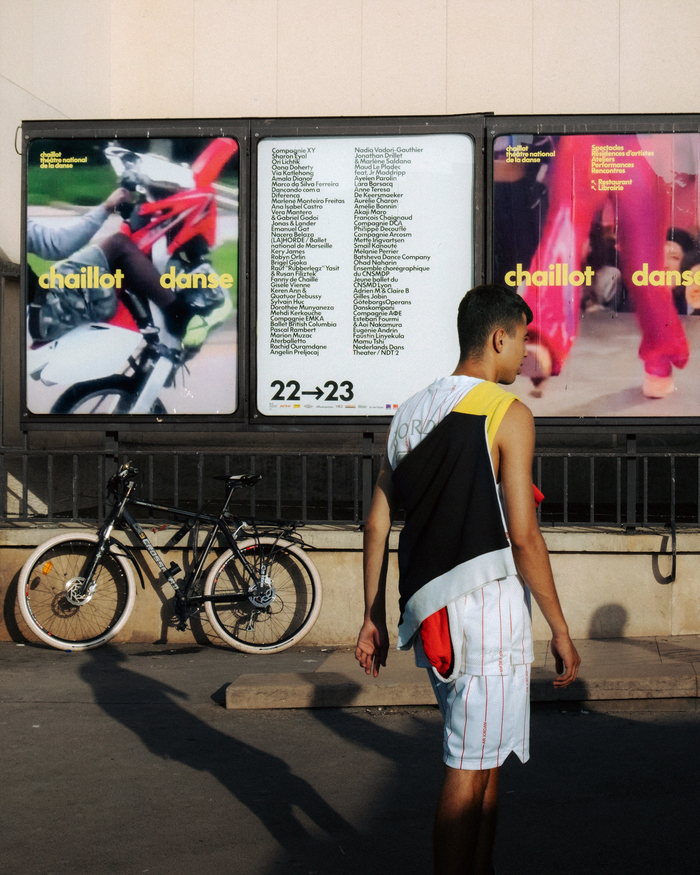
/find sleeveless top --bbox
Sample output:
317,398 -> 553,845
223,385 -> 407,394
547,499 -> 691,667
389,376 -> 533,679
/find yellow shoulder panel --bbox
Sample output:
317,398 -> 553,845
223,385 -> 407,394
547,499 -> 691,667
452,381 -> 518,449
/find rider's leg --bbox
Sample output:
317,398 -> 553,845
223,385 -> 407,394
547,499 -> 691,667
99,233 -> 176,309
99,233 -> 230,342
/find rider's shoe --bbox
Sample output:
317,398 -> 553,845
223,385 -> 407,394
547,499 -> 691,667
163,286 -> 231,345
180,293 -> 234,348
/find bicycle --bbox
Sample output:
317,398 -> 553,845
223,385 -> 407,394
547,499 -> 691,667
17,461 -> 322,653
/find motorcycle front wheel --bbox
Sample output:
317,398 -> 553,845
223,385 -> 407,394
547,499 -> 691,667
18,534 -> 137,650
51,375 -> 166,414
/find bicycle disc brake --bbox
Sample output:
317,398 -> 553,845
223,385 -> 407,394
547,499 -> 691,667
248,571 -> 275,609
64,577 -> 96,606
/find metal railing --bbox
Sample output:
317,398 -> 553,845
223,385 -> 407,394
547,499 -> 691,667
1,439 -> 699,529
0,447 -> 368,525
534,448 -> 697,529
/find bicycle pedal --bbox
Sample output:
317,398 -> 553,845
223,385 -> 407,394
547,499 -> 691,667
164,561 -> 181,579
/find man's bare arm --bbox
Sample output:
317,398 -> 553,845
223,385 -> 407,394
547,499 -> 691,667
355,454 -> 396,677
496,401 -> 581,687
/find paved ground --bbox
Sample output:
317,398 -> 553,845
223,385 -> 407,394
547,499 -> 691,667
2,640 -> 699,875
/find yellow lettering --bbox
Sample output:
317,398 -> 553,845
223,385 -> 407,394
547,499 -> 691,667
158,268 -> 234,290
160,266 -> 177,288
632,264 -> 649,285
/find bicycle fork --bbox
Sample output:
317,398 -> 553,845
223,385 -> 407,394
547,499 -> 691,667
65,483 -> 136,605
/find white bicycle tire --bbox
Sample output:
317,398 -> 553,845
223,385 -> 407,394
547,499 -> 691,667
203,537 -> 322,653
18,532 -> 137,651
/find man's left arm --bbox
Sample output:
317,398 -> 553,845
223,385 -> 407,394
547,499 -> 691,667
497,401 -> 581,687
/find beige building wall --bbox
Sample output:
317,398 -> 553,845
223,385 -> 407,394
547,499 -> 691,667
2,0 -> 699,262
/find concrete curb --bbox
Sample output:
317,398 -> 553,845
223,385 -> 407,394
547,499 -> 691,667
224,640 -> 700,710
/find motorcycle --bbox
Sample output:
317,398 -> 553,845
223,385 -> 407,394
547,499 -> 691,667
27,137 -> 238,414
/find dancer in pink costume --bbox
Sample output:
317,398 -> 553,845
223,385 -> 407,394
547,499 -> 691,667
517,134 -> 695,398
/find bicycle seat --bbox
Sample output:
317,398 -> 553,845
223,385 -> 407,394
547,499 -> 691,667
213,473 -> 262,487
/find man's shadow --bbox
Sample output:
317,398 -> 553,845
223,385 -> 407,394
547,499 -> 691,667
78,646 -> 356,871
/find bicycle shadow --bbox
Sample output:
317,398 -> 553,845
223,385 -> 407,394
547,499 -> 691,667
77,646 -> 357,872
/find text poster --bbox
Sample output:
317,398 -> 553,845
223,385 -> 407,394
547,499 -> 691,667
493,132 -> 700,417
257,134 -> 474,416
25,136 -> 239,415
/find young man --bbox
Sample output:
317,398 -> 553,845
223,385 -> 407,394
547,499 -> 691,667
355,284 -> 580,875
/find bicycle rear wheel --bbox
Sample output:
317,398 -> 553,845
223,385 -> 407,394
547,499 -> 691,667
18,534 -> 136,650
203,537 -> 322,653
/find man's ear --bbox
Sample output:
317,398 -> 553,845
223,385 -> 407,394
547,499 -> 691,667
492,327 -> 507,353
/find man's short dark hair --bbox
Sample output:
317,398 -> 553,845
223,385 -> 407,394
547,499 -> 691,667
457,284 -> 533,362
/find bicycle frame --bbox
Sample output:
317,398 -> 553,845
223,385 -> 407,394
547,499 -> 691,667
76,465 -> 300,629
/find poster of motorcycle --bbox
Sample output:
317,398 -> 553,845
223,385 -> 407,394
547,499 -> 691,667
24,135 -> 239,415
492,127 -> 700,418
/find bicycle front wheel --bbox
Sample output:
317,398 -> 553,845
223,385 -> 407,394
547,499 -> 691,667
203,537 -> 322,653
18,534 -> 136,650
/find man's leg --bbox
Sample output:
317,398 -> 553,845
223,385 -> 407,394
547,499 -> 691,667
433,765 -> 499,875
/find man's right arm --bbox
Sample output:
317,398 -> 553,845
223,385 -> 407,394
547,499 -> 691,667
355,454 -> 397,677
496,400 -> 581,687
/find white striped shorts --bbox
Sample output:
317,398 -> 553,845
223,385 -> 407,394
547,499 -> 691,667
429,663 -> 531,770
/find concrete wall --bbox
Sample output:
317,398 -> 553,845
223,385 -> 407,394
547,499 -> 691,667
3,525 -> 697,649
3,0 -> 700,263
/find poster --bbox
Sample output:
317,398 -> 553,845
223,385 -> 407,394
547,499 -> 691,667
493,131 -> 700,417
25,135 -> 239,415
256,134 -> 474,416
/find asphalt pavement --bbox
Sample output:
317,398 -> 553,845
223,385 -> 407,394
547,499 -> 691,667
2,640 -> 699,875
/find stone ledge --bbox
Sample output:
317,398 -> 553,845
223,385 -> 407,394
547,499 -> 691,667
224,647 -> 700,710
2,522 -> 700,554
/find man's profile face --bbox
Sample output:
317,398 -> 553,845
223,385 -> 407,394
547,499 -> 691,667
500,316 -> 529,383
